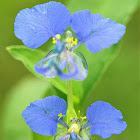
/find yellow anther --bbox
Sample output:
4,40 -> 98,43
74,129 -> 79,133
66,37 -> 72,43
71,37 -> 78,47
71,37 -> 74,42
80,116 -> 87,121
52,38 -> 57,44
55,34 -> 61,39
74,39 -> 78,45
68,128 -> 72,133
58,113 -> 65,120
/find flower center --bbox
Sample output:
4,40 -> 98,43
68,123 -> 80,134
65,31 -> 78,49
51,31 -> 78,50
67,118 -> 81,135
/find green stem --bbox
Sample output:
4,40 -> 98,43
67,80 -> 73,110
66,80 -> 77,124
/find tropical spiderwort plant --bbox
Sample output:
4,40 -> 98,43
14,1 -> 126,80
14,1 -> 127,139
22,96 -> 127,140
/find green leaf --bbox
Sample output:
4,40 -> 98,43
7,46 -> 67,94
3,76 -> 58,140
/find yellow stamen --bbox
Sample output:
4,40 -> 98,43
66,37 -> 72,43
55,34 -> 61,39
68,128 -> 72,133
80,116 -> 87,121
71,37 -> 74,42
71,37 -> 78,47
52,38 -> 57,44
58,113 -> 65,120
74,39 -> 78,45
74,129 -> 79,134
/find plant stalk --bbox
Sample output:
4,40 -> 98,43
67,80 -> 73,110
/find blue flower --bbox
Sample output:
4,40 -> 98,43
22,96 -> 127,139
14,2 -> 126,80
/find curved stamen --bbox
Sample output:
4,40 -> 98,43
35,52 -> 58,73
69,41 -> 83,51
41,49 -> 54,66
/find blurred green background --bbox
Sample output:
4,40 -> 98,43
0,0 -> 140,140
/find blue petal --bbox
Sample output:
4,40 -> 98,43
22,96 -> 67,136
71,10 -> 126,53
67,52 -> 88,81
85,101 -> 127,139
14,2 -> 71,49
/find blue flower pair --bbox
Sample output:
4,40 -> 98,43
14,1 -> 126,80
22,96 -> 127,139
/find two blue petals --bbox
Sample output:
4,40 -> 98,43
14,1 -> 126,53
